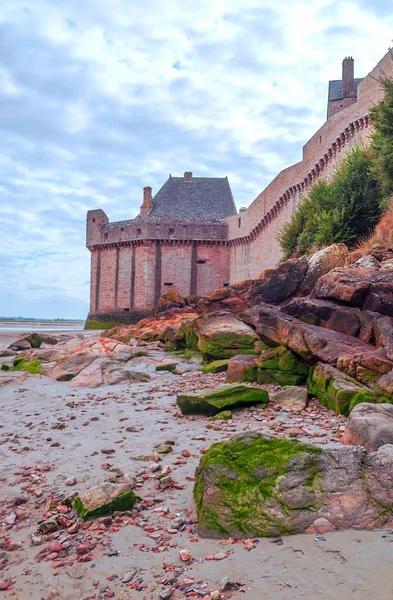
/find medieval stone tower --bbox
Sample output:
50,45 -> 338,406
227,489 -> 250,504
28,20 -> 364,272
85,50 -> 393,329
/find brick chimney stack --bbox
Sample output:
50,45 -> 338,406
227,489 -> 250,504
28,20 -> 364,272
342,57 -> 355,98
140,186 -> 153,218
184,171 -> 193,182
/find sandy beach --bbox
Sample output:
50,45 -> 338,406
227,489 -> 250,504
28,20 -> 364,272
1,329 -> 393,600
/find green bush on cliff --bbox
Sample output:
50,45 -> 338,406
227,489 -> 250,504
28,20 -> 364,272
279,146 -> 383,258
370,73 -> 393,203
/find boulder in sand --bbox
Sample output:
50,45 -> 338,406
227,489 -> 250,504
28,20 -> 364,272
74,483 -> 138,520
177,384 -> 268,416
270,386 -> 308,410
341,402 -> 393,451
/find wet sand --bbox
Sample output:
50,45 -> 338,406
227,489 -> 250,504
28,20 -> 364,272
1,333 -> 392,599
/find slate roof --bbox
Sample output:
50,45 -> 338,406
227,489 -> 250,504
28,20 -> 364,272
328,78 -> 363,101
146,176 -> 237,220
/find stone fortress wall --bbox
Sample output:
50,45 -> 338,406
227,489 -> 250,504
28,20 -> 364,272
85,50 -> 393,327
226,50 -> 393,282
86,211 -> 231,325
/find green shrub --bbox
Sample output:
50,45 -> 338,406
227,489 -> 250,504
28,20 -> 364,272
279,146 -> 383,258
370,72 -> 393,203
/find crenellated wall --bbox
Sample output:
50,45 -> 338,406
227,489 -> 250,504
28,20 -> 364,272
226,50 -> 393,282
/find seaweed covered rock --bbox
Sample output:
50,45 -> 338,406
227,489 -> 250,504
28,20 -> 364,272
202,359 -> 229,374
177,384 -> 268,416
341,403 -> 393,451
74,483 -> 138,520
194,432 -> 393,538
307,363 -> 377,415
194,312 -> 258,360
257,346 -> 309,385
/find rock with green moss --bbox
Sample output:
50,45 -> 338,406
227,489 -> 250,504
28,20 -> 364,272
156,362 -> 177,372
194,312 -> 259,360
194,432 -> 393,538
210,410 -> 232,421
226,355 -> 258,383
84,319 -> 119,330
307,362 -> 377,415
12,358 -> 43,375
74,483 -> 138,520
257,346 -> 309,386
203,359 -> 229,374
177,384 -> 268,416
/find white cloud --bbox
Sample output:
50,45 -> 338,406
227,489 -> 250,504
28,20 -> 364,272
0,0 -> 392,317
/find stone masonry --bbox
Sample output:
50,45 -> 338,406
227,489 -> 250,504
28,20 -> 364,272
85,50 -> 393,328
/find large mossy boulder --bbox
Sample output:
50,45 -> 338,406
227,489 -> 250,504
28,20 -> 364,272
307,362 -> 377,415
194,432 -> 393,538
74,483 -> 138,520
194,433 -> 325,538
177,384 -> 268,416
194,312 -> 259,360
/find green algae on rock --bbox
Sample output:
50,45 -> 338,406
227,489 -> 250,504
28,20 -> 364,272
12,357 -> 43,375
194,312 -> 259,360
177,384 -> 268,416
74,483 -> 138,520
209,410 -> 232,421
156,362 -> 177,372
194,432 -> 322,538
257,346 -> 309,386
307,362 -> 377,415
226,347 -> 308,386
202,359 -> 229,374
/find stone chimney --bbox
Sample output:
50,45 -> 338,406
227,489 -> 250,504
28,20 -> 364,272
342,57 -> 355,98
184,171 -> 193,182
140,186 -> 153,218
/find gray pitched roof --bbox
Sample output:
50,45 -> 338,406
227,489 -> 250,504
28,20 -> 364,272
146,176 -> 237,220
328,78 -> 363,101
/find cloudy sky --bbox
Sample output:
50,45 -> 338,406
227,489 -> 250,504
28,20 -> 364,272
0,0 -> 392,319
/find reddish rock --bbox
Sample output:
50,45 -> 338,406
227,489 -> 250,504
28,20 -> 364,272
282,298 -> 373,341
226,354 -> 258,383
156,289 -> 186,313
252,257 -> 308,304
299,243 -> 349,295
341,403 -> 393,451
314,267 -> 393,317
